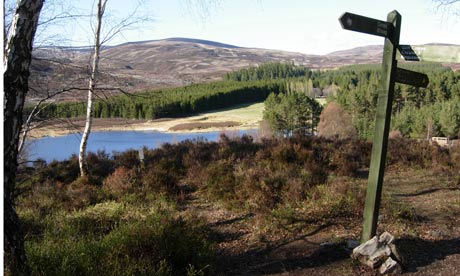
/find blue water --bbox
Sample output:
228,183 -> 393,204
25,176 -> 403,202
26,129 -> 258,163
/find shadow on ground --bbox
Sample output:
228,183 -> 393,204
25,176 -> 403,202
396,237 -> 460,273
213,223 -> 354,275
394,187 -> 460,197
212,230 -> 460,275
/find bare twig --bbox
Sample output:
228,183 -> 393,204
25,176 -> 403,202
18,86 -> 90,155
432,0 -> 460,18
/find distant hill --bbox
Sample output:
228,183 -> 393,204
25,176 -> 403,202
28,38 -> 454,103
116,37 -> 241,49
326,45 -> 383,57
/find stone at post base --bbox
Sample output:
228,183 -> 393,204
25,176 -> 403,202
380,257 -> 402,274
352,232 -> 402,274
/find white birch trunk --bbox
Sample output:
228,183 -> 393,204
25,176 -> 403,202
79,0 -> 106,176
4,0 -> 44,273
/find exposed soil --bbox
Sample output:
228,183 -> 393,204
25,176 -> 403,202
169,121 -> 241,131
180,169 -> 460,275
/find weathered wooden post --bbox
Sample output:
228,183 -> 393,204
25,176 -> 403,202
339,10 -> 430,243
360,10 -> 400,244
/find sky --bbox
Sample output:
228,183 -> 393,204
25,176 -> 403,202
53,0 -> 460,55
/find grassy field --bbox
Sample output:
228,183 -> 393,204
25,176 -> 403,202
200,102 -> 265,121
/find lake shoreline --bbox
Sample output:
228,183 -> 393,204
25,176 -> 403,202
27,128 -> 260,163
28,117 -> 260,139
28,103 -> 265,139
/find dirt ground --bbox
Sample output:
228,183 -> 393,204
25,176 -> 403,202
180,169 -> 460,276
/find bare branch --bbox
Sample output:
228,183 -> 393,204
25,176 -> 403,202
100,2 -> 154,45
181,0 -> 224,25
38,13 -> 90,27
18,85 -> 92,155
435,0 -> 460,6
432,0 -> 460,18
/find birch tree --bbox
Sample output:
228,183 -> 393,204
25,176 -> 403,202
79,0 -> 106,176
5,0 -> 91,164
4,0 -> 44,274
78,0 -> 153,176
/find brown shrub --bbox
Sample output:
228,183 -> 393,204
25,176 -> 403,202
113,149 -> 140,169
389,130 -> 403,139
257,119 -> 275,141
330,139 -> 371,177
390,139 -> 456,170
203,160 -> 237,204
140,159 -> 181,196
449,143 -> 460,173
19,180 -> 69,217
217,134 -> 259,161
39,155 -> 80,184
185,165 -> 208,190
282,178 -> 305,203
330,178 -> 366,218
86,151 -> 115,184
272,143 -> 296,163
237,162 -> 286,212
182,140 -> 219,168
317,102 -> 357,140
103,167 -> 137,196
66,177 -> 101,209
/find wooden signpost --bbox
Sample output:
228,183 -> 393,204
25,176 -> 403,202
339,12 -> 393,39
398,44 -> 460,63
395,67 -> 429,87
339,11 -> 431,243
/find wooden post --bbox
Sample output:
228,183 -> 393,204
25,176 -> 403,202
138,147 -> 145,170
360,10 -> 401,243
340,10 -> 431,244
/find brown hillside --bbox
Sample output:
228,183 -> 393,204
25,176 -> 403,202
28,38 -> 387,103
30,39 -> 460,104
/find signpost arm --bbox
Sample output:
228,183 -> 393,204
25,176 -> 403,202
361,10 -> 401,243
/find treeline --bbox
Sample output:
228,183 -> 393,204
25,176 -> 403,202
225,62 -> 323,136
231,62 -> 460,139
223,61 -> 310,81
31,80 -> 286,120
310,63 -> 460,139
29,62 -> 313,120
28,61 -> 460,139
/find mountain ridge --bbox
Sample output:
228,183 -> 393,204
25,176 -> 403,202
28,38 -> 457,102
